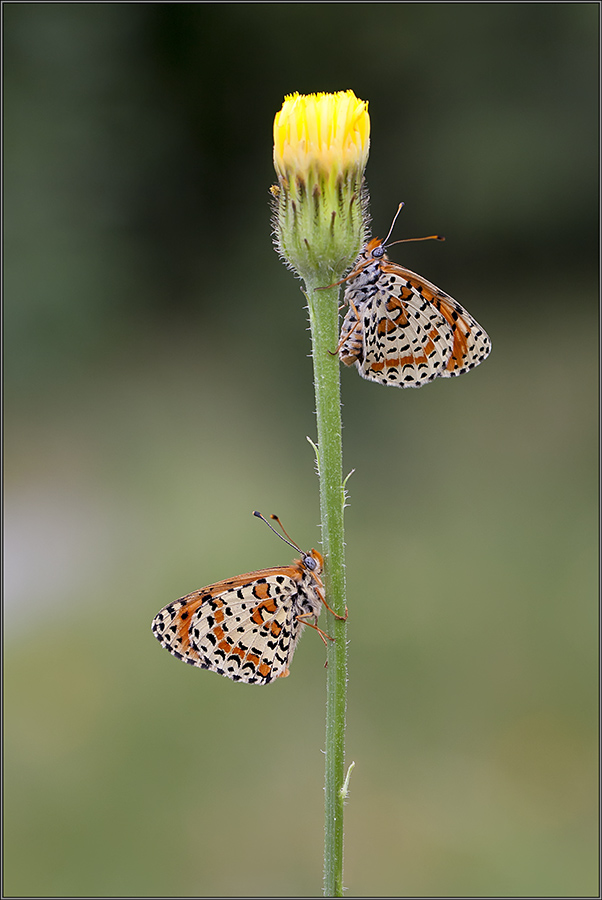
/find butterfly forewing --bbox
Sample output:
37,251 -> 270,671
431,292 -> 492,377
151,555 -> 324,685
339,241 -> 490,388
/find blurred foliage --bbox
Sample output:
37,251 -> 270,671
4,4 -> 598,897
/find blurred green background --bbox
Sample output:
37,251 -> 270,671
4,4 -> 598,897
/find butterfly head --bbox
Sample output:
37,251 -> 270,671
302,548 -> 324,575
363,237 -> 387,262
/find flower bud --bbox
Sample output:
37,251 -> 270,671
272,91 -> 370,284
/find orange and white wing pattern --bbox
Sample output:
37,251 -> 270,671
339,237 -> 491,388
429,286 -> 492,379
151,552 -> 324,685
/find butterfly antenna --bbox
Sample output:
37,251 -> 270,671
253,511 -> 302,553
382,202 -> 405,245
387,234 -> 445,247
269,513 -> 300,547
382,202 -> 445,248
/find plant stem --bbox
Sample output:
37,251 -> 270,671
306,281 -> 348,898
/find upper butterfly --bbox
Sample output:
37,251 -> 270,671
151,512 -> 336,685
337,205 -> 491,388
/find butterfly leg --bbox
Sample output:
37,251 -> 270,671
329,297 -> 362,357
320,595 -> 349,621
316,270 -> 358,291
296,613 -> 334,646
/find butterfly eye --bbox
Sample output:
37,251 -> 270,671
304,554 -> 317,571
372,245 -> 384,259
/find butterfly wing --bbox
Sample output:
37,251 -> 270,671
340,268 -> 454,388
151,565 -> 321,685
340,262 -> 490,387
429,291 -> 492,378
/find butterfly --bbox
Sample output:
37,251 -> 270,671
151,512 -> 343,685
336,204 -> 491,388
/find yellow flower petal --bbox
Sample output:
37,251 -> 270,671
273,91 -> 370,180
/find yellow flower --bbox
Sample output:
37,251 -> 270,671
272,91 -> 370,284
273,91 -> 370,182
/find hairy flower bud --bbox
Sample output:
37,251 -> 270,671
272,91 -> 370,284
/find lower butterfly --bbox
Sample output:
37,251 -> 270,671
151,512 -> 344,685
337,204 -> 491,388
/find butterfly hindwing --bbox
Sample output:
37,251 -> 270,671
341,268 -> 453,387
